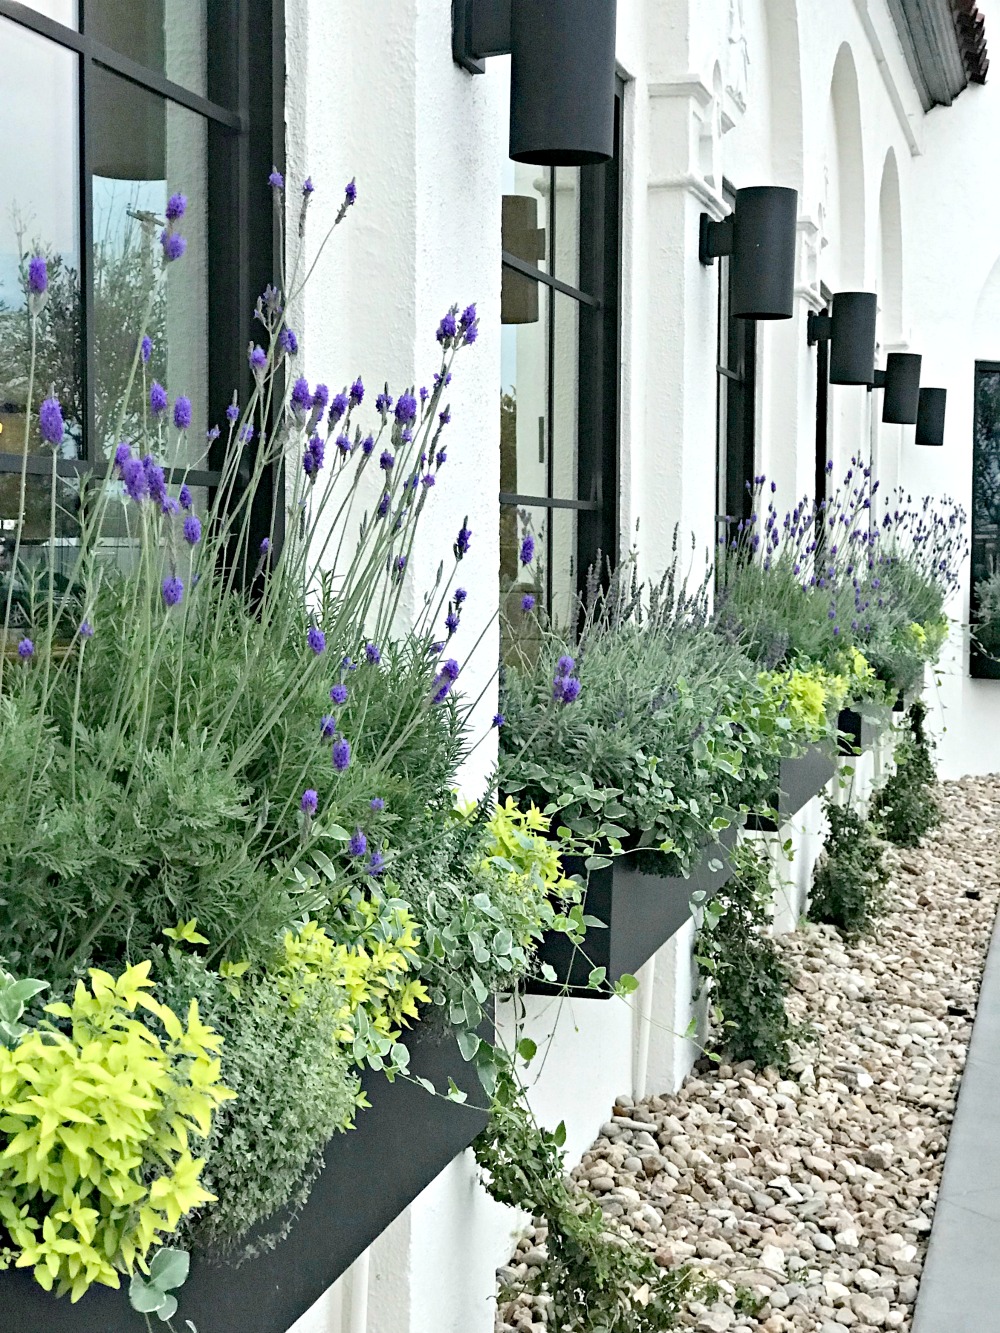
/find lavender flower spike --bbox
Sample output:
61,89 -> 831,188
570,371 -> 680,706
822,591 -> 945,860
39,397 -> 64,447
28,256 -> 47,296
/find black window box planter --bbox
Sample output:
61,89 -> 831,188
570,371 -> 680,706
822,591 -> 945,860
744,743 -> 837,833
970,644 -> 1000,680
1,1017 -> 488,1333
837,703 -> 893,755
525,821 -> 742,999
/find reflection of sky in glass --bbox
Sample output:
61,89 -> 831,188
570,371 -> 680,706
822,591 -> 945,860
93,179 -> 167,248
0,19 -> 79,311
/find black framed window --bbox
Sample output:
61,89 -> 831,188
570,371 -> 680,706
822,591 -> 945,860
499,81 -> 622,630
715,183 -> 757,537
814,283 -> 833,507
0,0 -> 281,593
971,361 -> 1000,678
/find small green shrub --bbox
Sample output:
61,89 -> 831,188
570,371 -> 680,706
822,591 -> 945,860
694,845 -> 803,1072
809,802 -> 889,936
871,700 -> 941,848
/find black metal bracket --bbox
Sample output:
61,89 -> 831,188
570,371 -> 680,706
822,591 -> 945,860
872,369 -> 887,388
699,213 -> 735,265
452,0 -> 512,74
807,312 -> 832,345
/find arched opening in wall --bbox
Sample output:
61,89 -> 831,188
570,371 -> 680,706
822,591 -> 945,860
875,151 -> 903,494
877,151 -> 903,349
766,0 -> 804,193
826,44 -> 865,289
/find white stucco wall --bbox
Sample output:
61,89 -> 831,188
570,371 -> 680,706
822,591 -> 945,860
285,1 -> 1000,1329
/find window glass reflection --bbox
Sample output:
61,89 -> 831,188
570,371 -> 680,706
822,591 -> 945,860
500,502 -> 578,658
21,1 -> 78,25
552,167 -> 580,290
86,0 -> 208,98
0,18 -> 82,468
91,64 -> 209,467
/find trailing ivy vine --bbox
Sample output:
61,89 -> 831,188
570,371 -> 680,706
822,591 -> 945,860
809,800 -> 889,937
871,700 -> 941,848
475,1052 -> 705,1333
694,844 -> 805,1073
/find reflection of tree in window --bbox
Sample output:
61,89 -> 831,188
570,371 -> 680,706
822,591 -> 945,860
974,371 -> 1000,536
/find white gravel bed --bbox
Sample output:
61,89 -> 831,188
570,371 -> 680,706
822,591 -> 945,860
497,775 -> 1000,1333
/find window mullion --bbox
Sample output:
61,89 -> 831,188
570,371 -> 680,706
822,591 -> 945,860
80,46 -> 95,464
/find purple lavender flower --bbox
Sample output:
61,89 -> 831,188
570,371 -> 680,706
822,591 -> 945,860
348,828 -> 368,857
365,642 -> 381,665
439,408 -> 451,426
332,737 -> 351,772
312,384 -> 330,412
436,451 -> 448,467
330,392 -> 349,422
370,797 -> 385,812
561,677 -> 582,703
259,537 -> 271,556
291,377 -> 312,414
375,390 -> 393,414
441,658 -> 461,681
183,514 -> 202,546
304,436 -> 325,477
307,627 -> 326,655
455,524 -> 472,558
79,622 -> 94,639
420,386 -> 429,404
303,177 -> 315,195
395,392 -> 417,426
437,310 -> 458,343
122,457 -> 148,503
330,683 -> 348,705
376,492 -> 390,519
342,655 -> 357,672
179,484 -> 193,510
226,402 -> 240,423
361,435 -> 375,456
556,655 -> 576,676
320,715 -> 337,739
492,713 -> 505,728
162,575 -> 184,607
160,231 -> 186,262
445,610 -> 459,635
349,377 -> 364,406
454,588 -> 467,605
301,789 -> 318,815
279,327 -> 298,355
17,638 -> 33,660
28,255 -> 47,295
173,396 -> 192,430
39,397 -> 64,447
522,594 -> 536,612
143,455 -> 167,506
421,474 -> 435,488
165,193 -> 187,221
519,534 -> 535,566
336,434 -> 352,455
345,180 -> 357,205
150,382 -> 168,415
367,849 -> 386,878
395,554 -> 407,575
269,168 -> 284,190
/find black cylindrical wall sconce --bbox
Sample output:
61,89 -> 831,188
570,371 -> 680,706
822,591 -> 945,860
806,292 -> 878,385
453,0 -> 617,166
915,388 -> 947,445
880,352 -> 923,424
510,0 -> 617,164
700,186 -> 799,320
831,292 -> 878,384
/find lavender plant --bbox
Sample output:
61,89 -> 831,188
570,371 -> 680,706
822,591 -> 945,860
0,173 -> 571,1306
716,462 -> 965,697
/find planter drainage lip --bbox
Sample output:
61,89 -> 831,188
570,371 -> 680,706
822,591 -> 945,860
2,1015 -> 489,1333
744,742 -> 838,834
526,820 -> 743,999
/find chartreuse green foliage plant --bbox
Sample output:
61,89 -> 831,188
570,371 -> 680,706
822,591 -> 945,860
694,845 -> 805,1072
809,801 -> 889,937
0,962 -> 232,1301
871,700 -> 941,847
